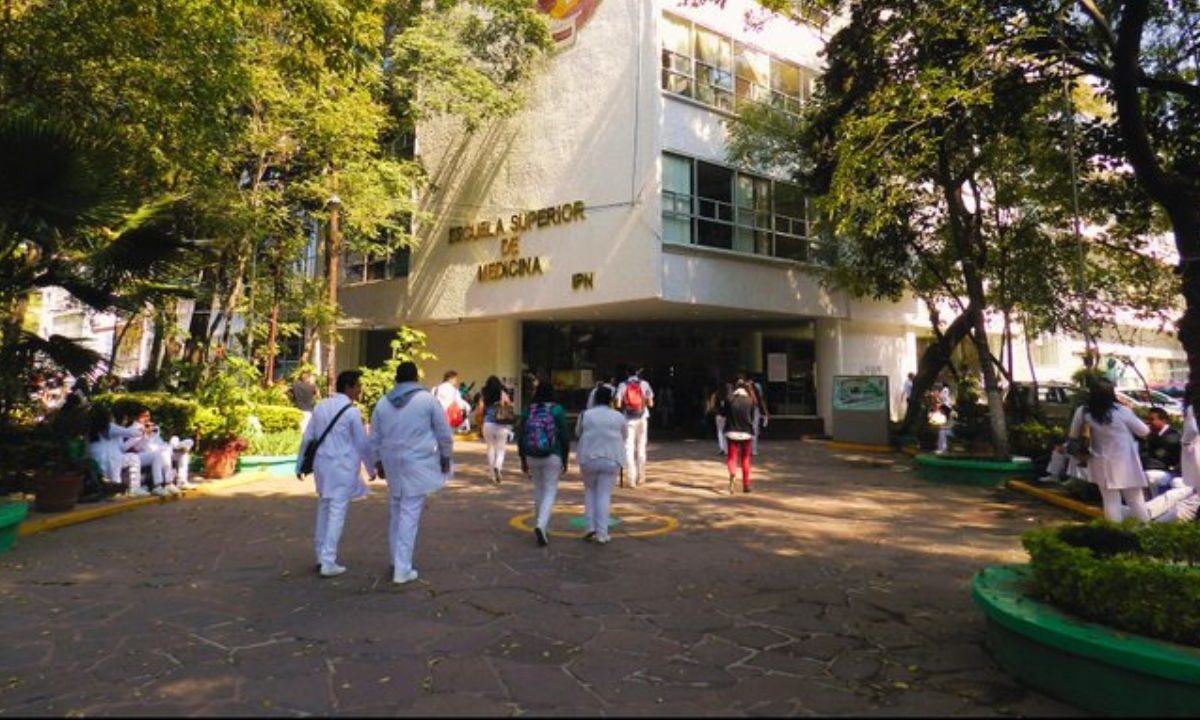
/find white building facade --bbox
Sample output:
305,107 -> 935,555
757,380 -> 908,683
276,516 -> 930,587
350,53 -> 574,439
335,0 -> 1186,434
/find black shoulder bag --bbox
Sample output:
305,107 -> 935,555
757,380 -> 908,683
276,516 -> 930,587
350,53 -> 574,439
298,402 -> 354,477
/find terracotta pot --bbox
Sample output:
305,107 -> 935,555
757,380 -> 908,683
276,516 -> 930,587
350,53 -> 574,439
33,471 -> 84,513
203,449 -> 239,479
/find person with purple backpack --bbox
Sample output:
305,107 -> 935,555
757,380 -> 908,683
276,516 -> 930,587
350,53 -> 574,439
517,377 -> 570,547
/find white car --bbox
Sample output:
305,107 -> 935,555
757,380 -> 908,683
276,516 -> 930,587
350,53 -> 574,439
1116,388 -> 1184,418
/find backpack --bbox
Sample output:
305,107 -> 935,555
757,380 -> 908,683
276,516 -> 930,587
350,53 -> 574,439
446,402 -> 465,428
522,403 -> 558,457
623,381 -> 645,417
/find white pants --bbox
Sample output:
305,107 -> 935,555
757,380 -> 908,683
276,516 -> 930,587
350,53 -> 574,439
299,410 -> 312,436
1144,469 -> 1173,496
624,416 -> 648,486
137,449 -> 170,487
1140,486 -> 1195,523
936,427 -> 951,453
526,455 -> 561,531
1045,448 -> 1069,477
715,415 -> 727,453
314,496 -> 350,568
483,422 -> 511,472
388,494 -> 426,576
581,459 -> 619,540
1099,486 -> 1150,523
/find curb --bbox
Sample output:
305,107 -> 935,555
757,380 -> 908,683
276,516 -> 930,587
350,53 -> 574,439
825,440 -> 897,454
1006,479 -> 1102,519
18,471 -> 273,537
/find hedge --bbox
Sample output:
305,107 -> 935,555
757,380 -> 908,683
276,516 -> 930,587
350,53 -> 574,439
91,392 -> 203,439
1022,521 -> 1200,647
250,404 -> 303,434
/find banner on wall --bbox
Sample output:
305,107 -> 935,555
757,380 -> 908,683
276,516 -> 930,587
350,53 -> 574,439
538,0 -> 603,47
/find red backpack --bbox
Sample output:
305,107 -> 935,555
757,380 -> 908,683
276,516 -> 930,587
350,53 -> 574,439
446,403 -> 465,428
623,381 -> 645,416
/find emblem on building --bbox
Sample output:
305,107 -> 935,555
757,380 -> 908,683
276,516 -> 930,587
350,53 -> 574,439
538,0 -> 603,47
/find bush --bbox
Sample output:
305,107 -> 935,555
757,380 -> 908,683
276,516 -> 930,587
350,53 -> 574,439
1008,420 -> 1065,462
250,404 -> 302,433
91,392 -> 203,438
246,429 -> 302,456
1023,521 -> 1200,646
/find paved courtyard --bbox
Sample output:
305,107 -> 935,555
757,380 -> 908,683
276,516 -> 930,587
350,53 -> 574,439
0,438 -> 1084,717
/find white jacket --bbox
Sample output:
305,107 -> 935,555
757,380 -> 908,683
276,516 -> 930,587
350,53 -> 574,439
297,393 -> 371,500
370,382 -> 454,498
575,405 -> 628,469
1069,404 -> 1149,490
1182,405 -> 1199,491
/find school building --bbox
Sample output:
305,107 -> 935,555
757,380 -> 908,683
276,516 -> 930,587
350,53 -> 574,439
333,0 -> 1186,435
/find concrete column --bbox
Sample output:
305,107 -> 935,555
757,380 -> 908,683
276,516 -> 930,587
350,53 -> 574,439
496,318 -> 523,406
814,318 -> 842,436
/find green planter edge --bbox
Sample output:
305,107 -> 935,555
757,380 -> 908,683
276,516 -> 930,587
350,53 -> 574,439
0,500 -> 29,554
237,454 -> 297,478
973,564 -> 1200,717
914,453 -> 1035,486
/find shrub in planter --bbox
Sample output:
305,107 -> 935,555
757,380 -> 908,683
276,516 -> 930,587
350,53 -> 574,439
249,404 -> 303,434
1022,521 -> 1200,647
1009,420 -> 1066,470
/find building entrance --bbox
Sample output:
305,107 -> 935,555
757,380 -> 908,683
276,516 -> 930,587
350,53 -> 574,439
521,320 -> 817,436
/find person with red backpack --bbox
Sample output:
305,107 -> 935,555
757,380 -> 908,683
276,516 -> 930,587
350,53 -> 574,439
616,368 -> 655,487
518,378 -> 570,546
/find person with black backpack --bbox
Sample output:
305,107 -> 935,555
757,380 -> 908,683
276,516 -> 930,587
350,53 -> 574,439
517,378 -> 570,547
616,368 -> 654,488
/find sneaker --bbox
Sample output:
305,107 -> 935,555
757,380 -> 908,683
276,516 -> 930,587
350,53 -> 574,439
165,484 -> 182,496
596,535 -> 611,545
319,563 -> 347,578
128,487 -> 150,498
151,486 -> 170,497
534,527 -> 549,547
392,569 -> 419,585
177,479 -> 198,491
1036,475 -> 1060,485
582,531 -> 597,543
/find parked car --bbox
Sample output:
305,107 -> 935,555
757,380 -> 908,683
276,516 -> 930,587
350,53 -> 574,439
1116,388 -> 1184,419
1003,381 -> 1081,425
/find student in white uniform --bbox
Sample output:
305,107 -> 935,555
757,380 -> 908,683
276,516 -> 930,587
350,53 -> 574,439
370,361 -> 454,585
575,384 -> 626,544
297,370 -> 374,578
1068,379 -> 1151,522
432,370 -> 472,434
615,369 -> 654,488
87,406 -> 145,496
1182,395 -> 1200,491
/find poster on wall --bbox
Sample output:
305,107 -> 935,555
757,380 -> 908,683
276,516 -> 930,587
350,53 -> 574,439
538,0 -> 603,47
832,375 -> 888,412
767,353 -> 788,383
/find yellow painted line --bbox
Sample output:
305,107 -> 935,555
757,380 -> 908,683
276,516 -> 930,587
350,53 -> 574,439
18,471 -> 273,537
508,504 -> 679,539
1006,479 -> 1103,519
826,441 -> 896,454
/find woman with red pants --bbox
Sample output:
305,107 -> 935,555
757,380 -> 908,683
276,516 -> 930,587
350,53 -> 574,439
719,381 -> 757,494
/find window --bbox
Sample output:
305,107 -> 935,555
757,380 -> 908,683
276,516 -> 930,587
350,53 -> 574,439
661,152 -> 826,265
661,13 -> 814,117
342,246 -> 411,284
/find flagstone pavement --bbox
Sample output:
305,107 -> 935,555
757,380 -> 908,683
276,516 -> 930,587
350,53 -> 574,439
0,438 -> 1086,717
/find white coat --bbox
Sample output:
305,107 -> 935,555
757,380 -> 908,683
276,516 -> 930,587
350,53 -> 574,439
575,405 -> 628,469
370,382 -> 454,498
297,393 -> 371,500
1182,405 -> 1200,491
1069,404 -> 1149,490
88,422 -> 141,483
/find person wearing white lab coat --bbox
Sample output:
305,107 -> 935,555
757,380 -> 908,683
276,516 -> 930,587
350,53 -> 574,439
370,361 -> 454,585
432,370 -> 472,433
1181,399 -> 1200,492
1068,379 -> 1150,522
575,385 -> 627,544
87,406 -> 145,496
297,370 -> 373,578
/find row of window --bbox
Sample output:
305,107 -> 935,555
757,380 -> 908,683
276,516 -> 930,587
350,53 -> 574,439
662,152 -> 828,264
661,12 -> 817,115
343,247 -> 411,283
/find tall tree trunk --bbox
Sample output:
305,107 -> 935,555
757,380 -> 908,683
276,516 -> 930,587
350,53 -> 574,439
322,195 -> 341,389
264,283 -> 281,386
900,308 -> 976,433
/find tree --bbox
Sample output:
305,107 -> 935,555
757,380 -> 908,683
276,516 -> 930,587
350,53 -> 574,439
750,0 -> 1199,411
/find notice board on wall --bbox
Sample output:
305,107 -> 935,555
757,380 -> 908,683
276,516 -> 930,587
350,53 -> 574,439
767,353 -> 788,383
831,375 -> 890,445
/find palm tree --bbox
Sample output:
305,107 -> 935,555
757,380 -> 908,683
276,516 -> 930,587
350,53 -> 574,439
0,116 -> 194,429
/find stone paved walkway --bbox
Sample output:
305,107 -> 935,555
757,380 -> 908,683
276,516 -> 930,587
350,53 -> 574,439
0,439 -> 1086,717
